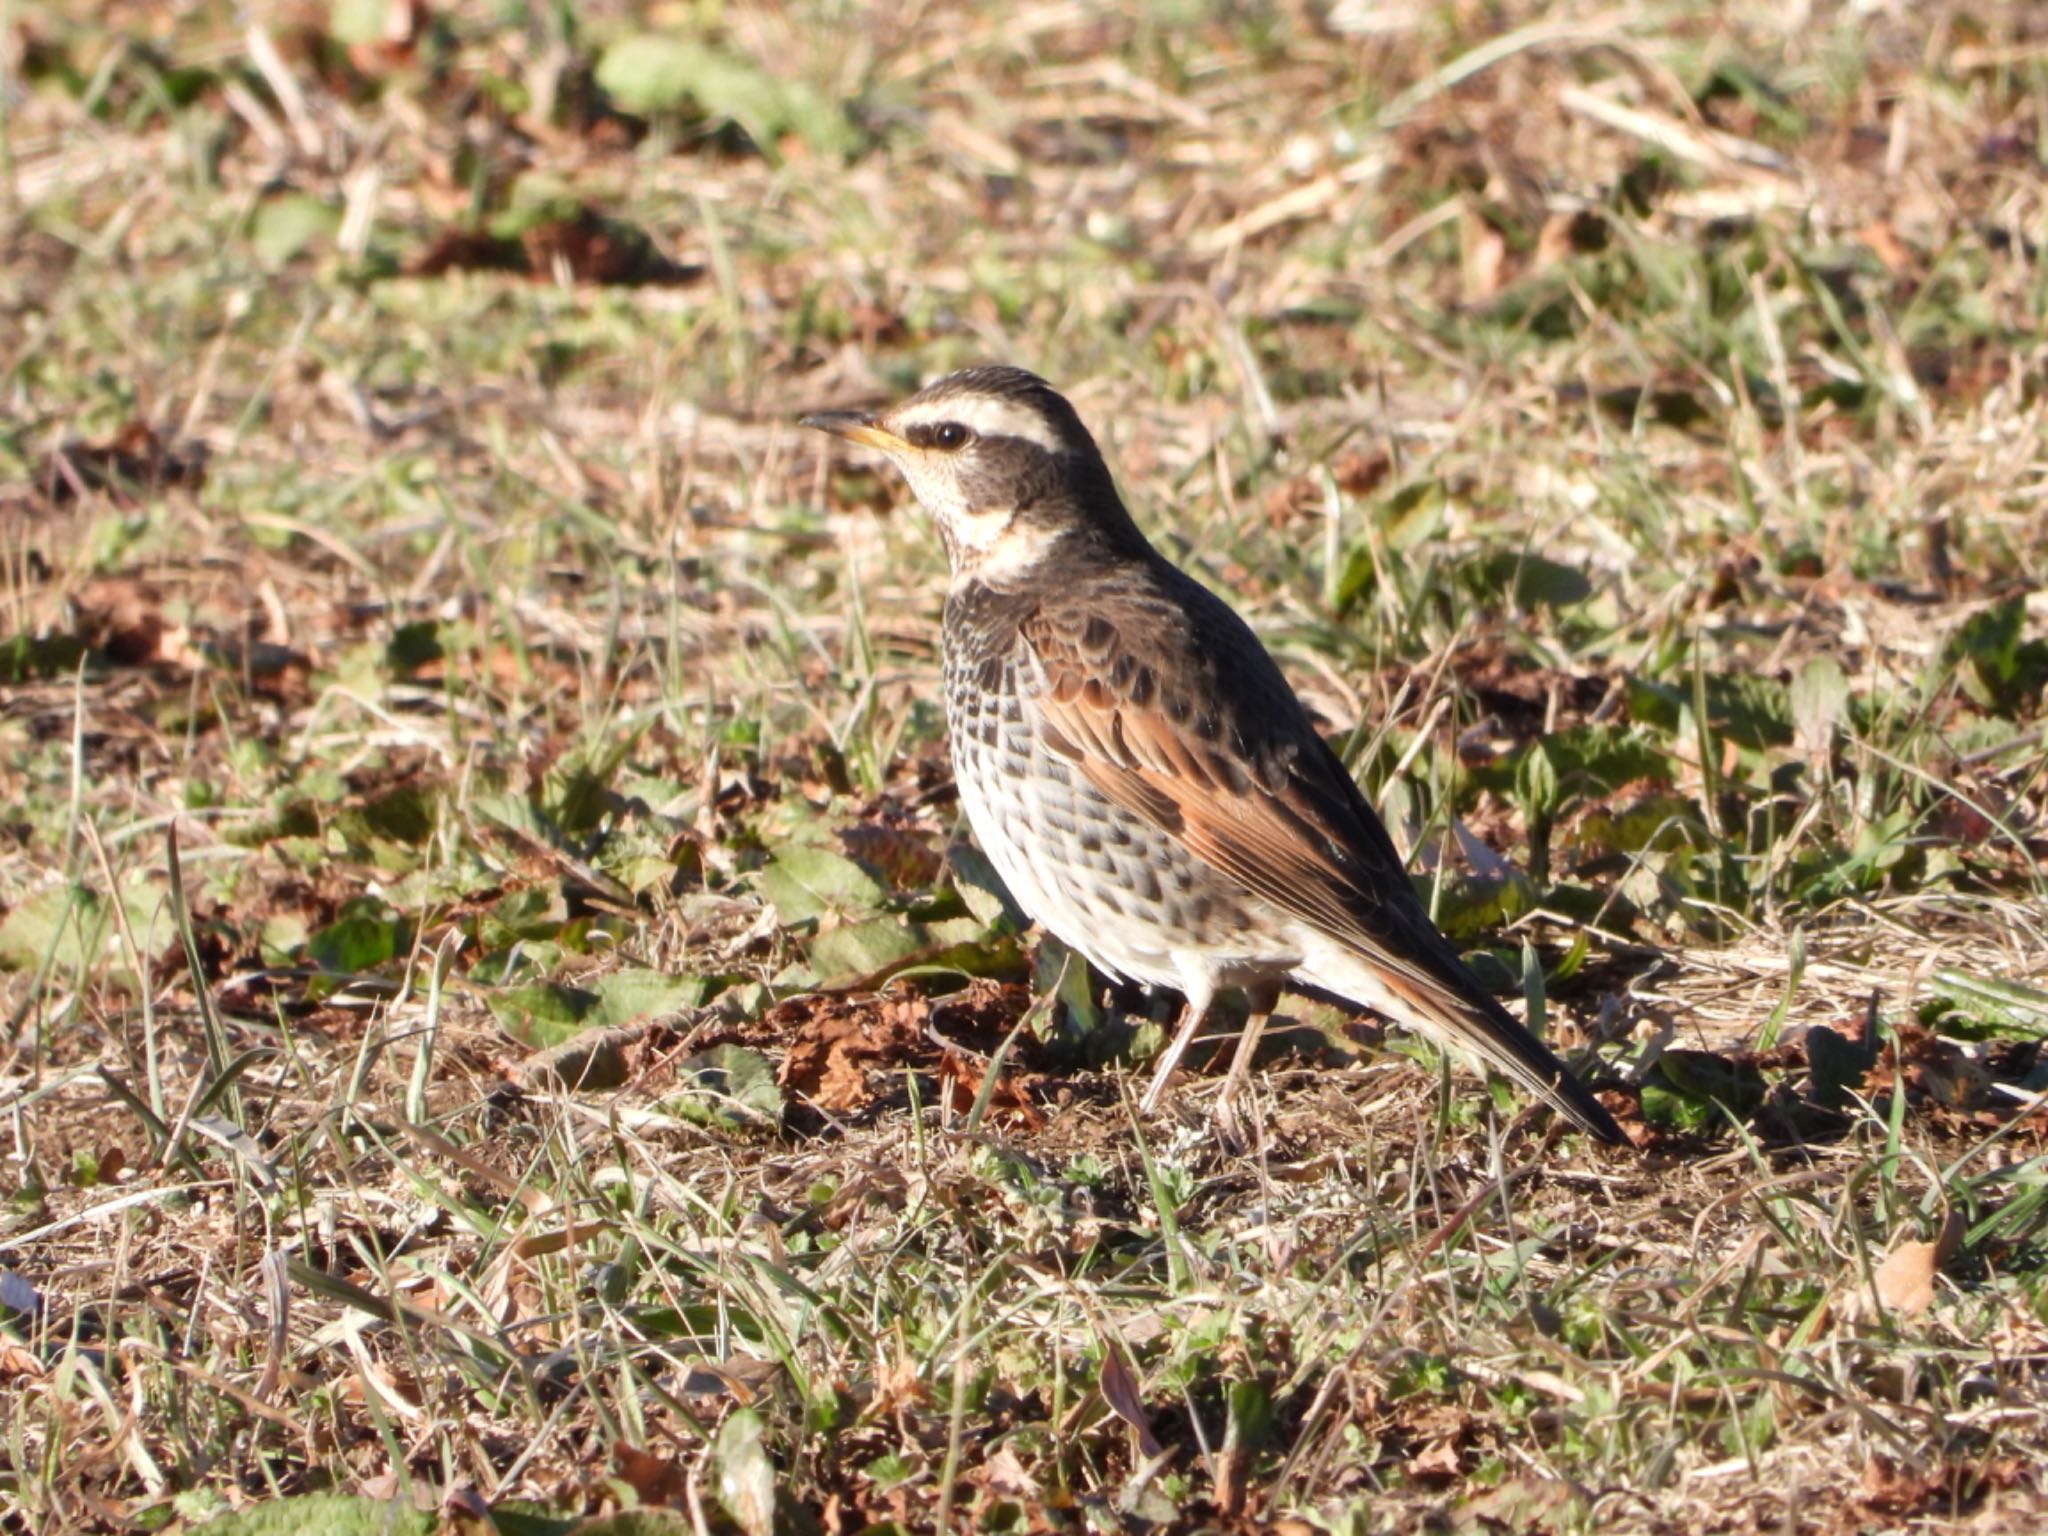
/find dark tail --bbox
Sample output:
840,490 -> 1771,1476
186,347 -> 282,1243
1392,971 -> 1628,1145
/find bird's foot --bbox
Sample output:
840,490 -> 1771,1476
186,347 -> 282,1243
1212,1076 -> 1255,1156
1139,996 -> 1209,1116
1210,1009 -> 1273,1154
1137,1059 -> 1178,1117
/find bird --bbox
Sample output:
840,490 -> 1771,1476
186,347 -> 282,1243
802,365 -> 1625,1146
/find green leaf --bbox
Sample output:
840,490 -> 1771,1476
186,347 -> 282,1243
1224,1378 -> 1275,1456
331,784 -> 439,849
947,844 -> 1023,929
1380,478 -> 1446,553
1626,673 -> 1792,751
472,790 -> 554,843
476,886 -> 570,949
250,193 -> 341,268
1514,740 -> 1560,819
543,736 -> 635,835
594,35 -> 855,159
188,1493 -> 435,1536
488,982 -> 599,1049
1332,542 -> 1378,612
307,903 -> 408,973
258,911 -> 309,967
1573,790 -> 1705,857
1523,725 -> 1673,799
1639,1081 -> 1716,1132
487,969 -> 708,1051
757,847 -> 886,925
921,916 -> 1026,971
523,1028 -> 632,1090
541,1515 -> 694,1536
1471,549 -> 1593,609
594,817 -> 697,898
327,0 -> 395,47
0,630 -> 91,683
1653,1049 -> 1766,1116
1336,482 -> 1446,612
1942,597 -> 2048,716
1928,968 -> 2048,1039
864,1453 -> 916,1491
591,969 -> 708,1026
666,1045 -> 782,1132
0,875 -> 172,976
1425,870 -> 1535,941
810,917 -> 922,984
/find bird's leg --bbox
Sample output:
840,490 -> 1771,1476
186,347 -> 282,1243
1139,980 -> 1214,1115
1214,981 -> 1282,1148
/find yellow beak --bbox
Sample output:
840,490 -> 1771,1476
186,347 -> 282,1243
800,410 -> 905,453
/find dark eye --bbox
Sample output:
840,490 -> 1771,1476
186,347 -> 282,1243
931,422 -> 972,450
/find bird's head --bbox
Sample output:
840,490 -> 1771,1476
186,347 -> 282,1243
802,365 -> 1145,579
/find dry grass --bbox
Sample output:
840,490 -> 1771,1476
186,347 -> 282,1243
4,1 -> 2048,1532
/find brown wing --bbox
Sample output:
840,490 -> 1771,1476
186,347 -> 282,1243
1021,571 -> 1623,1144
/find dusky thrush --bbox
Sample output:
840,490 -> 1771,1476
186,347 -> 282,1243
804,365 -> 1624,1145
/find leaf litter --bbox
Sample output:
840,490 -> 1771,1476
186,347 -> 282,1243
5,2 -> 2048,1533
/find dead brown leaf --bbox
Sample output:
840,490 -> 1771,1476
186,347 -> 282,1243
935,1049 -> 1044,1131
1331,449 -> 1389,498
520,209 -> 659,285
872,1323 -> 930,1416
1869,1023 -> 1997,1112
1260,473 -> 1321,528
1861,1451 -> 2025,1517
1871,1211 -> 1964,1317
1858,218 -> 1915,275
777,996 -> 927,1114
45,421 -> 206,505
0,1341 -> 44,1379
1862,1453 -> 1928,1514
521,1027 -> 638,1092
1459,206 -> 1512,303
407,208 -> 693,287
407,228 -> 526,277
1459,1474 -> 1580,1532
980,1443 -> 1040,1500
838,823 -> 944,890
612,1440 -> 689,1506
1535,208 -> 1609,268
67,576 -> 181,668
1215,1443 -> 1249,1518
1094,1328 -> 1162,1459
677,1355 -> 782,1405
1407,1438 -> 1463,1483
